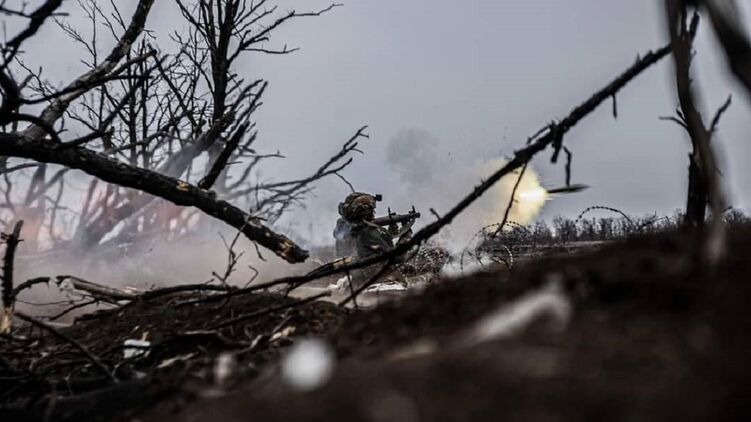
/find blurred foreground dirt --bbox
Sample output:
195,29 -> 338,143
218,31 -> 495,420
3,226 -> 751,421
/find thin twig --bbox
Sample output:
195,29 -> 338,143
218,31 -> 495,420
16,311 -> 117,382
210,291 -> 329,330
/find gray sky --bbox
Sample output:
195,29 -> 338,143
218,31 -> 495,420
244,0 -> 751,243
12,0 -> 751,246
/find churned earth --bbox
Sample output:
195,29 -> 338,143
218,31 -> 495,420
2,226 -> 751,421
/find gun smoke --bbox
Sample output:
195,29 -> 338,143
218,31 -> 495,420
383,128 -> 548,252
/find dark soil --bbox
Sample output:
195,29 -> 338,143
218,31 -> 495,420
3,226 -> 751,421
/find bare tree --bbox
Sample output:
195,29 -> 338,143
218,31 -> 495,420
0,0 -> 360,263
663,2 -> 728,263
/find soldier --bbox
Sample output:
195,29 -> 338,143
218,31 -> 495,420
335,192 -> 415,289
336,192 -> 413,259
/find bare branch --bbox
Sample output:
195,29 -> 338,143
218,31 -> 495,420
0,134 -> 309,262
709,94 -> 732,135
2,0 -> 65,66
700,0 -> 751,99
23,0 -> 156,140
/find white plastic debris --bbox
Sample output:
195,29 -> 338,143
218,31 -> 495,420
281,338 -> 335,391
464,274 -> 571,345
270,326 -> 296,342
57,277 -> 83,301
327,276 -> 350,292
365,281 -> 407,293
123,339 -> 151,359
157,352 -> 195,369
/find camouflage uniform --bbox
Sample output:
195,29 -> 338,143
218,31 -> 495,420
336,192 -> 401,289
335,192 -> 395,258
351,220 -> 395,259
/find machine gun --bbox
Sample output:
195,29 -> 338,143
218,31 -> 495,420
371,206 -> 421,226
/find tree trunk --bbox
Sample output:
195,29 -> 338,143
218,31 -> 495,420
685,152 -> 708,228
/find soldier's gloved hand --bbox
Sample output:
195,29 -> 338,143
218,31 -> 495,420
387,223 -> 400,237
400,218 -> 415,233
397,219 -> 415,243
397,230 -> 413,245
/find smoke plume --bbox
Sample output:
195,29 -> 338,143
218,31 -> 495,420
384,128 -> 547,252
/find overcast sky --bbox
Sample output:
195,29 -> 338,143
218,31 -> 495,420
13,0 -> 751,246
255,0 -> 751,241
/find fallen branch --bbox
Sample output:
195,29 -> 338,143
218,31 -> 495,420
0,134 -> 308,263
56,275 -> 138,302
12,276 -> 50,297
138,283 -> 235,301
48,299 -> 99,321
210,291 -> 330,330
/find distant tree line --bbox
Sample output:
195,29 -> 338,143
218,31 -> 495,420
493,208 -> 749,247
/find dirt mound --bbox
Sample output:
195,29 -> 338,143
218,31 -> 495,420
3,227 -> 751,421
151,228 -> 751,421
1,291 -> 346,420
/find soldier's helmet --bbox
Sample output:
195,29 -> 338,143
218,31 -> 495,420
338,192 -> 380,222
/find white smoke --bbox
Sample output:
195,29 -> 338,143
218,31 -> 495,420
384,128 -> 547,252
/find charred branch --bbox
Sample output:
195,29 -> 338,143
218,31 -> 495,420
0,134 -> 308,262
1,220 -> 23,333
11,276 -> 50,298
1,0 -> 65,66
199,122 -> 248,189
22,0 -> 156,140
56,275 -> 138,302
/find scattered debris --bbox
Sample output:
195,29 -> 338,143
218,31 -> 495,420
56,275 -> 139,303
123,337 -> 152,359
158,353 -> 197,369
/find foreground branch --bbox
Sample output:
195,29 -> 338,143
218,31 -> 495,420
1,221 -> 23,333
0,135 -> 308,262
700,0 -> 751,99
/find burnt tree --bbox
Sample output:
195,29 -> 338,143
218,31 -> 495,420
0,0 -> 359,263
